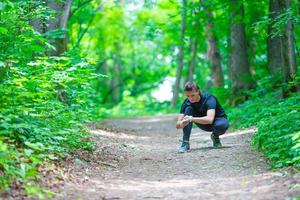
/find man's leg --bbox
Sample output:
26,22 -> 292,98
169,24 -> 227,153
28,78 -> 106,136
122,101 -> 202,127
179,106 -> 194,153
195,117 -> 229,147
211,117 -> 229,147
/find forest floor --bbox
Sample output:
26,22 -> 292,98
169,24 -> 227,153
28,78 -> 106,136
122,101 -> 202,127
40,115 -> 300,199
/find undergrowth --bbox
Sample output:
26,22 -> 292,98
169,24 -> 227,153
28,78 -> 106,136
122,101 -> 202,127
228,89 -> 300,168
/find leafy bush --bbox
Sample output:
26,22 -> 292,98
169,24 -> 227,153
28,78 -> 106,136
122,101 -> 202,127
0,1 -> 100,195
228,88 -> 300,168
0,55 -> 99,192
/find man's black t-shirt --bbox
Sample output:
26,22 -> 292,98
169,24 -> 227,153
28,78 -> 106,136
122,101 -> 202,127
180,92 -> 227,118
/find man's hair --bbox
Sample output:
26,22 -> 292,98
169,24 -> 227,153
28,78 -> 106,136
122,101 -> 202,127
184,82 -> 200,91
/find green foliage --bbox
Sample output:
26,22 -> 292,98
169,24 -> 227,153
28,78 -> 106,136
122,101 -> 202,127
1,0 -> 300,197
0,0 -> 100,195
228,80 -> 300,168
0,55 -> 98,191
0,0 -> 48,63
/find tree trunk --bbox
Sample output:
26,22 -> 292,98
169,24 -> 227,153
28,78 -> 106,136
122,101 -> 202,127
186,6 -> 199,84
31,18 -> 46,35
228,0 -> 253,104
279,0 -> 298,96
111,43 -> 122,103
267,0 -> 284,77
172,0 -> 187,107
46,0 -> 72,55
186,38 -> 198,83
206,11 -> 224,87
59,0 -> 72,53
107,0 -> 125,103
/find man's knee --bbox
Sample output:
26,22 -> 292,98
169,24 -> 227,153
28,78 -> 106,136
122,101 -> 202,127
213,118 -> 229,135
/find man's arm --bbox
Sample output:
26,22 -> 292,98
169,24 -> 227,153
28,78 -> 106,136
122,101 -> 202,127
187,109 -> 215,125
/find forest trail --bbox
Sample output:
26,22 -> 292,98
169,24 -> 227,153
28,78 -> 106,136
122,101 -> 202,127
54,115 -> 300,200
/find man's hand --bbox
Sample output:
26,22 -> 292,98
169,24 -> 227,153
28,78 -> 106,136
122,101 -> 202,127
176,115 -> 192,129
183,115 -> 193,122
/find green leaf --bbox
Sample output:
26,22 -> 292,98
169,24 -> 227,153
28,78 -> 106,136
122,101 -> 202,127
24,142 -> 45,151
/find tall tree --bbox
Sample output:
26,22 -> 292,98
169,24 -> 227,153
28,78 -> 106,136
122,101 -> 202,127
267,0 -> 283,77
111,42 -> 122,103
109,0 -> 126,103
186,38 -> 198,83
186,6 -> 199,83
268,0 -> 298,96
228,0 -> 253,103
46,0 -> 72,55
205,11 -> 224,87
172,0 -> 187,107
279,0 -> 298,95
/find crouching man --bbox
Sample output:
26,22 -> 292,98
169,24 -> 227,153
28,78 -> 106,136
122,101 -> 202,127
176,82 -> 229,153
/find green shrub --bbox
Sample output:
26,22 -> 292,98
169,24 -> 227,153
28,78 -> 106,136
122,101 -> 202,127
0,55 -> 98,191
228,90 -> 300,168
0,1 -> 99,194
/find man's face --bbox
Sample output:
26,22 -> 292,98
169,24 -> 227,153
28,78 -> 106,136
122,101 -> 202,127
185,90 -> 200,103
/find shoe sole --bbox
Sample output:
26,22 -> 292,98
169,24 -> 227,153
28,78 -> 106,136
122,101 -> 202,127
178,149 -> 191,153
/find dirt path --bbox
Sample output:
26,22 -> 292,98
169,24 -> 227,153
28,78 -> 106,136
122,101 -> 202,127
54,115 -> 300,200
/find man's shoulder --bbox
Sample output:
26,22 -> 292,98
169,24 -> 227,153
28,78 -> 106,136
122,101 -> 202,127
201,92 -> 214,99
201,92 -> 217,106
